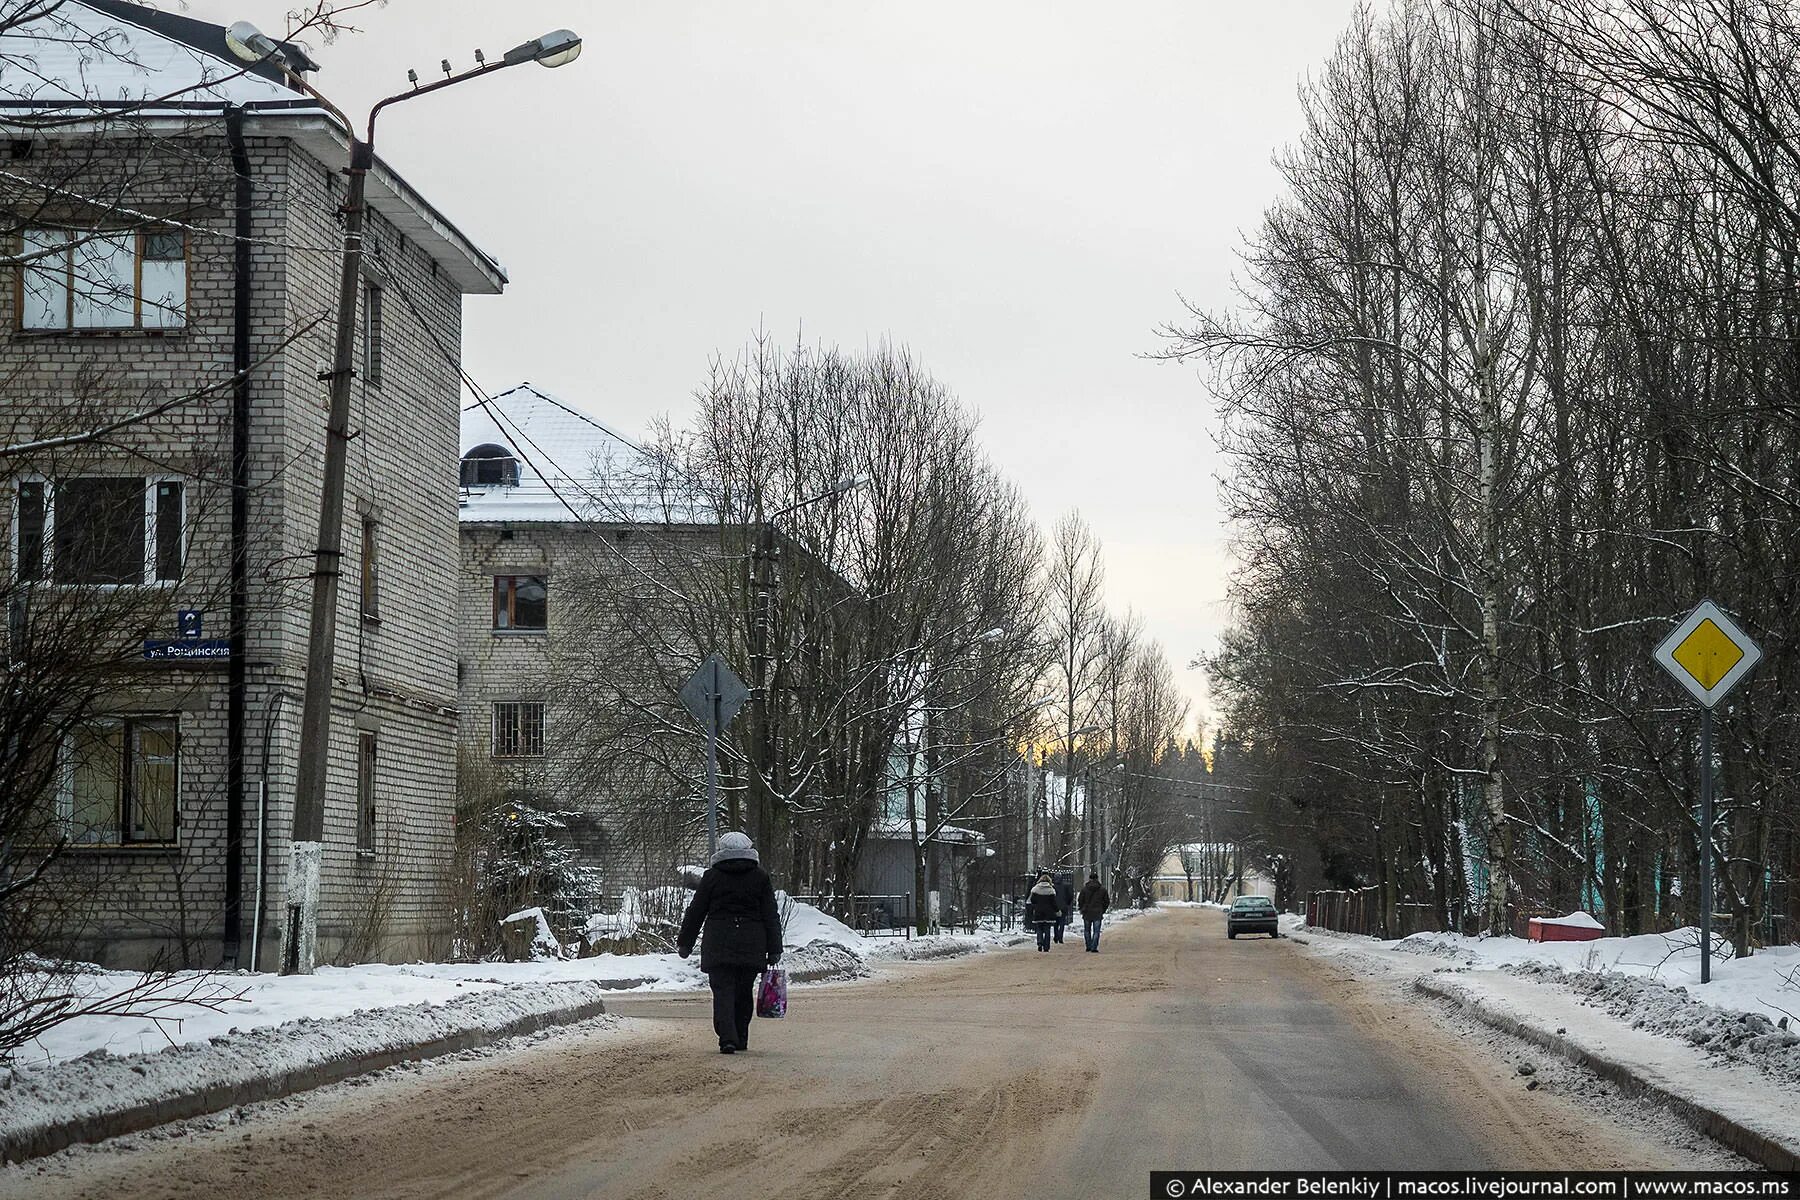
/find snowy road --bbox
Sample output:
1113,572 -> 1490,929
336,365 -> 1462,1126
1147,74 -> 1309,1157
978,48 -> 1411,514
18,909 -> 1734,1198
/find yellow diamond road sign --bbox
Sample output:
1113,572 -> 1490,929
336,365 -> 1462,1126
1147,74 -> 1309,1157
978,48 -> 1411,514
1654,600 -> 1761,709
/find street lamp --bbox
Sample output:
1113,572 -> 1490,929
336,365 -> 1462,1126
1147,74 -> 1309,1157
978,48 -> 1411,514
229,21 -> 583,975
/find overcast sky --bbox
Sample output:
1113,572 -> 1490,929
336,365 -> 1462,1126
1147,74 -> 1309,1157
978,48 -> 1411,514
192,0 -> 1357,728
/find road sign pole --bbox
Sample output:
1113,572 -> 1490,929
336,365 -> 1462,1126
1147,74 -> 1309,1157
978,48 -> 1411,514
1652,597 -> 1761,988
706,660 -> 720,858
1700,704 -> 1713,986
679,653 -> 748,864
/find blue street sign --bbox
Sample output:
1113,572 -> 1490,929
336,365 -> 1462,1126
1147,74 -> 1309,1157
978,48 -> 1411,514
144,639 -> 231,662
178,609 -> 204,637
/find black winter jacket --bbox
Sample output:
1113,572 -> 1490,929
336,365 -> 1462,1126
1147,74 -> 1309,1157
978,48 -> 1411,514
1026,885 -> 1061,925
677,858 -> 783,972
1078,880 -> 1110,919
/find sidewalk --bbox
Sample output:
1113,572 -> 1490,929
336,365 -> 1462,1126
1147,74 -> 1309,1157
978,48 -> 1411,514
1413,970 -> 1800,1169
1288,921 -> 1800,1169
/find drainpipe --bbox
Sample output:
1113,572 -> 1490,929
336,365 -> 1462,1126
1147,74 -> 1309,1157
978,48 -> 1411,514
250,691 -> 291,972
223,105 -> 253,967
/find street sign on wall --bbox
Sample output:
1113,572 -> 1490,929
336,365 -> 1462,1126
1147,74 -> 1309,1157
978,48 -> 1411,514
1653,600 -> 1762,709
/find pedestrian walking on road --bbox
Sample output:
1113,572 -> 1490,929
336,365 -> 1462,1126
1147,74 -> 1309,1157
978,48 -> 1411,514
677,831 -> 783,1054
1078,872 -> 1110,952
1027,871 -> 1060,951
1052,873 -> 1073,943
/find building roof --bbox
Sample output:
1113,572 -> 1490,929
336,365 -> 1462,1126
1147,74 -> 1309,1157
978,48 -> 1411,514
1,1 -> 506,294
459,384 -> 653,525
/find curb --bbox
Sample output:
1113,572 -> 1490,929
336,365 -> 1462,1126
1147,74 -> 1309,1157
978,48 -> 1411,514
1,986 -> 610,1165
1415,974 -> 1800,1171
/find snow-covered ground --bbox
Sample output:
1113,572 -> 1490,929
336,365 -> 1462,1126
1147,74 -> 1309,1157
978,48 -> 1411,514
9,897 -> 1047,1068
1292,917 -> 1800,1095
1388,925 -> 1800,1027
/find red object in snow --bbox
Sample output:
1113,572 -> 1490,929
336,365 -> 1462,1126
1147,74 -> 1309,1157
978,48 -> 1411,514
1528,913 -> 1606,942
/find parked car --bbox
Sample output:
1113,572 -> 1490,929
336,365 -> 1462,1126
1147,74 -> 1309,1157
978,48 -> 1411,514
1226,895 -> 1280,939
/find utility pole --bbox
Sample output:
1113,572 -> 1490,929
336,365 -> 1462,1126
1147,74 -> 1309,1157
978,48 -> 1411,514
224,21 -> 584,974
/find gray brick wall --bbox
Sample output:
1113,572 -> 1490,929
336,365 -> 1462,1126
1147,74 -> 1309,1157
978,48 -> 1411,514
1,125 -> 474,968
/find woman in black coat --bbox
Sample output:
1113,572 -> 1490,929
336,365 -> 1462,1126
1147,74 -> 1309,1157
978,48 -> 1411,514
677,831 -> 783,1053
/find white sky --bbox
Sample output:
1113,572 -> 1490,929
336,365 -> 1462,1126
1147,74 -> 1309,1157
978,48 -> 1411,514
189,0 -> 1358,727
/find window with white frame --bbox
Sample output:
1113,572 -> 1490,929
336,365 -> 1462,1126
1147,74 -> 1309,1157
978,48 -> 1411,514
492,701 -> 545,758
15,477 -> 184,584
20,228 -> 188,331
60,716 -> 179,845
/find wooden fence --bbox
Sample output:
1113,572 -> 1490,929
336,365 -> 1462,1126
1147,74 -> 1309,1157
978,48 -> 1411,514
1305,887 -> 1443,939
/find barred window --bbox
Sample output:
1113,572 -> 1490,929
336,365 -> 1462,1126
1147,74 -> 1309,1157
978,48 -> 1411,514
492,701 -> 545,759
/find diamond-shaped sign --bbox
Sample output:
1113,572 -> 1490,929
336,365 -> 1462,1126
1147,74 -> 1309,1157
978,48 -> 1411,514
679,653 -> 750,731
1654,600 -> 1761,709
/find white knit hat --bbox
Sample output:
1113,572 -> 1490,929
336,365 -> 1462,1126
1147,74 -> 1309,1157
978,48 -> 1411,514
711,831 -> 759,866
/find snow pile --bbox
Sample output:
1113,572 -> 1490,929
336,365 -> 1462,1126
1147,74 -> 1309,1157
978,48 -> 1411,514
778,892 -> 863,951
1393,927 -> 1800,1027
1506,962 -> 1800,1090
0,982 -> 612,1164
11,965 -> 507,1065
502,906 -> 562,959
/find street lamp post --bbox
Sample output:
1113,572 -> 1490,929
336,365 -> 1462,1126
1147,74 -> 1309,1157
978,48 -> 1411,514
227,22 -> 582,975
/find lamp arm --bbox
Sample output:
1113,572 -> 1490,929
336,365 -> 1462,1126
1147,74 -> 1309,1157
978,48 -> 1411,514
365,58 -> 515,146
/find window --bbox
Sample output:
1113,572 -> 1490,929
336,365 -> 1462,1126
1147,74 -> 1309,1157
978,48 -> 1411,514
62,717 -> 179,845
492,701 -> 545,758
20,228 -> 187,331
493,575 -> 547,632
360,517 -> 379,621
16,478 -> 183,584
16,480 -> 45,582
460,444 -> 519,488
356,732 -> 377,853
362,282 -> 383,388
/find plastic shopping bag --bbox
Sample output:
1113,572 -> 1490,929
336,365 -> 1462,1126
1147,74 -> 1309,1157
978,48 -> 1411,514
756,967 -> 788,1019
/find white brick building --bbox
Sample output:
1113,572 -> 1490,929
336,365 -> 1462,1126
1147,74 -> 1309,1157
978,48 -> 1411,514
2,2 -> 505,967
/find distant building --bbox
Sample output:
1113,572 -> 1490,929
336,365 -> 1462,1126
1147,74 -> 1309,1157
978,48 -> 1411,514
1151,843 -> 1276,904
3,1 -> 504,967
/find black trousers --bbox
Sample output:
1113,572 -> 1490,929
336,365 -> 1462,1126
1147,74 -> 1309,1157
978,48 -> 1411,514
708,965 -> 758,1048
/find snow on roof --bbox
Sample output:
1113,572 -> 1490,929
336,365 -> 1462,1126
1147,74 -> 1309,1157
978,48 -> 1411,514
460,384 -> 665,525
1,2 -> 312,111
2,3 -> 506,295
869,817 -> 986,845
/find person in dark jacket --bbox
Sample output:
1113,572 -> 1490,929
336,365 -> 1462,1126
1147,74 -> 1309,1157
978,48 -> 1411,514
677,831 -> 783,1054
1026,871 -> 1060,951
1052,873 -> 1074,943
1077,872 -> 1111,952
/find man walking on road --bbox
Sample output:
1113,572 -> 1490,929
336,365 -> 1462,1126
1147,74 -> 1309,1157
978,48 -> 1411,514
1078,872 -> 1110,952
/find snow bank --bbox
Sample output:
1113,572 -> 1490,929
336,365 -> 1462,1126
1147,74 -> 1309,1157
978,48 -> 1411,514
778,892 -> 862,950
1392,926 -> 1800,1028
0,982 -> 613,1164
